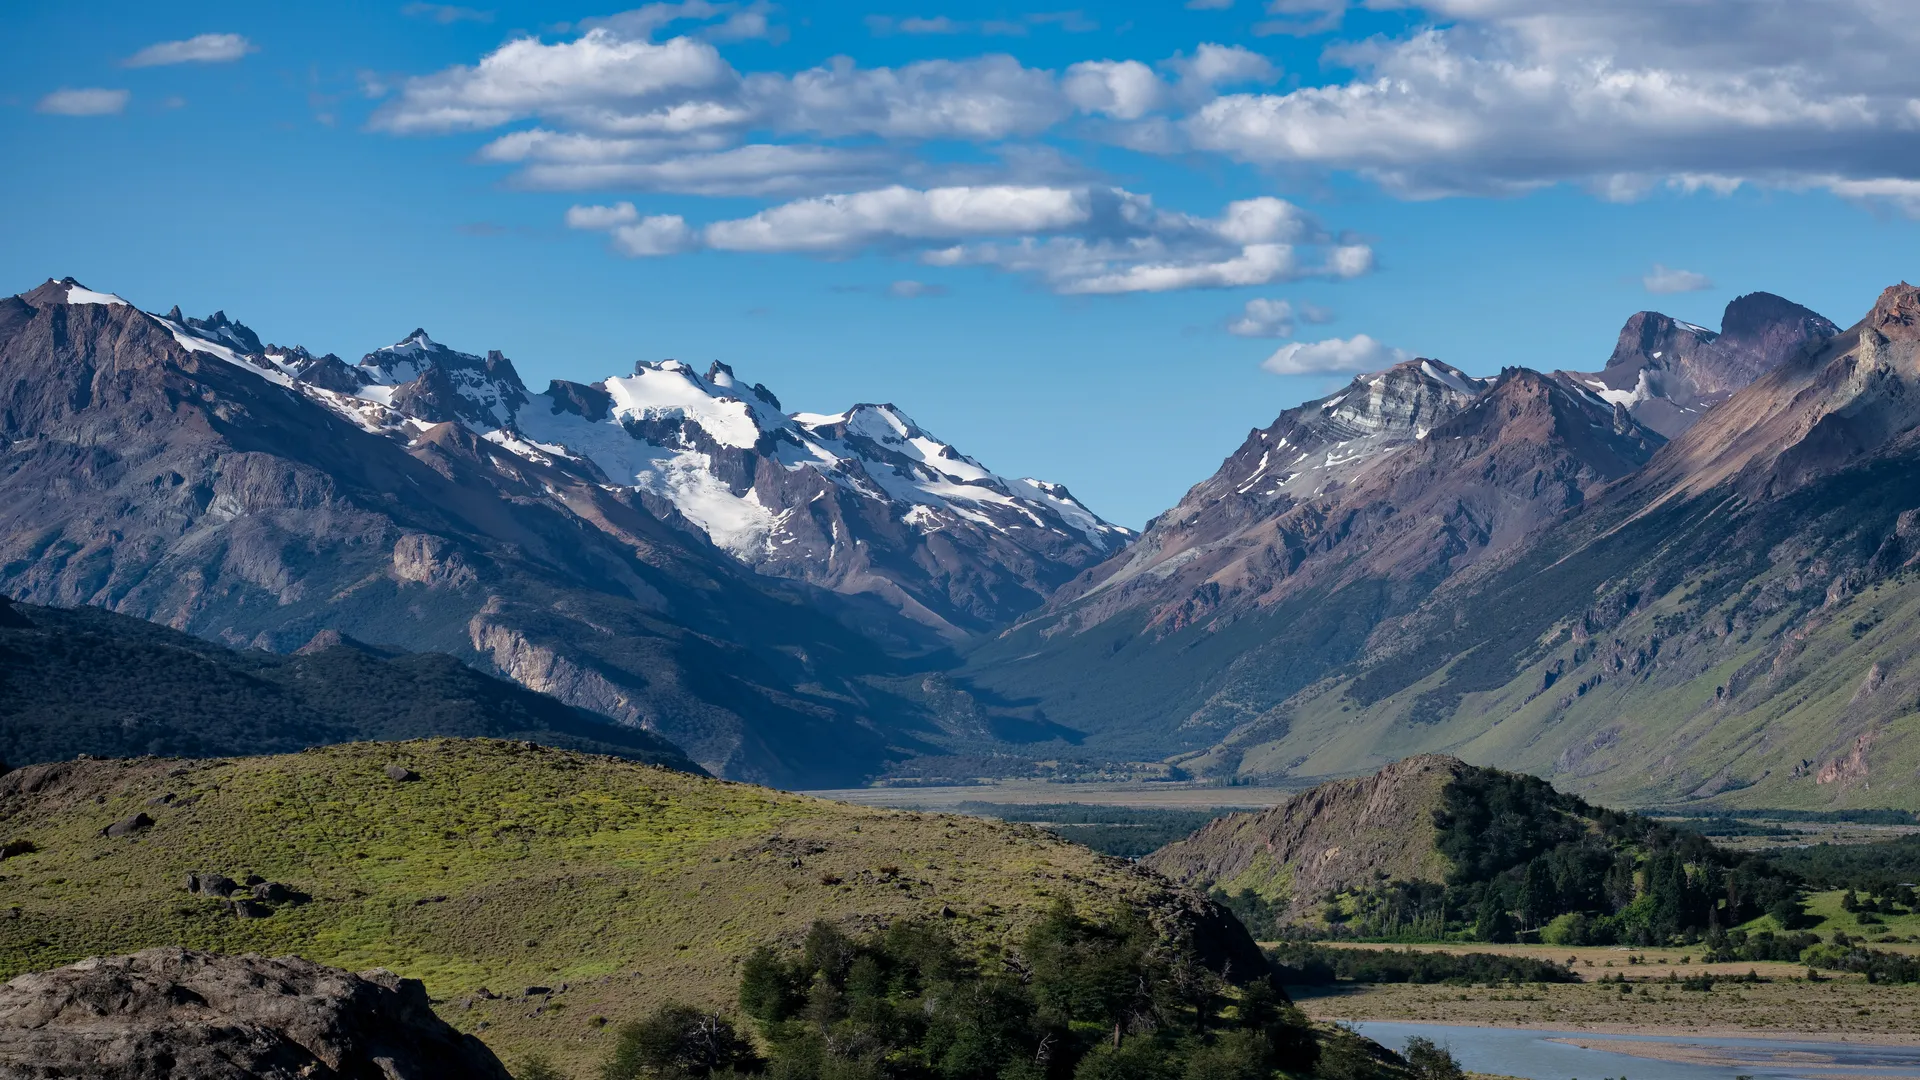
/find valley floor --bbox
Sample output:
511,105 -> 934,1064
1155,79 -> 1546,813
801,780 -> 1305,810
1291,942 -> 1920,1044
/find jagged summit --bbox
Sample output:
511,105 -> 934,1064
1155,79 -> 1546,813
1556,291 -> 1838,438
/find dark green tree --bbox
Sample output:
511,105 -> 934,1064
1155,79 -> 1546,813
602,1004 -> 759,1080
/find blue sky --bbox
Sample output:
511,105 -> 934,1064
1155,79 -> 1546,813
5,1 -> 1920,527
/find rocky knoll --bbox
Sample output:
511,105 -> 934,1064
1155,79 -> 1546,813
1144,755 -> 1465,920
0,947 -> 509,1079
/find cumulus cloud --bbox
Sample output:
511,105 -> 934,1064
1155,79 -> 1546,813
1228,297 -> 1297,337
124,33 -> 255,68
1643,264 -> 1714,294
1262,334 -> 1408,375
1062,60 -> 1166,120
370,31 -> 737,134
35,88 -> 130,116
1181,1 -> 1920,203
563,183 -> 1373,293
1166,44 -> 1276,91
612,215 -> 699,255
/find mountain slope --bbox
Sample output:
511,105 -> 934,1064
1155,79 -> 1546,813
1553,291 -> 1838,438
0,594 -> 699,772
1202,282 -> 1920,807
0,739 -> 1266,1072
0,278 -> 935,787
955,358 -> 1664,758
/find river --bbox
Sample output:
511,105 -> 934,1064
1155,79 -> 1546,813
1352,1022 -> 1920,1079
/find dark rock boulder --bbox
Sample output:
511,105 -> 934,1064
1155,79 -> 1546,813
384,764 -> 418,782
0,947 -> 511,1079
102,813 -> 153,838
197,874 -> 238,898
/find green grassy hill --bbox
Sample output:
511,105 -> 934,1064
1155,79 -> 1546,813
0,739 -> 1260,1072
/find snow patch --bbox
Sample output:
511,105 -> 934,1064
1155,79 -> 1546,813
66,286 -> 127,307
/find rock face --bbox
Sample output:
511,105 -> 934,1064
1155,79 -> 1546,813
1144,755 -> 1465,920
960,358 -> 1664,759
0,947 -> 510,1080
1552,291 -> 1838,438
0,279 -> 941,786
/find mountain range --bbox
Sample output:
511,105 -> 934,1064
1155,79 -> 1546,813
13,273 -> 1920,805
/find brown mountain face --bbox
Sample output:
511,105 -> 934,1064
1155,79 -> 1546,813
1553,291 -> 1838,438
1142,755 -> 1465,921
956,357 -> 1662,757
1194,283 -> 1920,807
0,280 -> 931,787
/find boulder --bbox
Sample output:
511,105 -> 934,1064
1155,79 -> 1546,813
384,764 -> 418,782
197,875 -> 238,898
252,882 -> 292,904
0,947 -> 511,1079
102,813 -> 153,838
222,899 -> 272,919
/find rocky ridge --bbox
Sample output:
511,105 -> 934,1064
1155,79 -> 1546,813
117,288 -> 1128,641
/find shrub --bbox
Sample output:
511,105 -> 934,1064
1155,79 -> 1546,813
601,1004 -> 759,1080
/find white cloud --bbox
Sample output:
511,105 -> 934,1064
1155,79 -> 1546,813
1642,264 -> 1714,294
370,31 -> 737,134
1262,334 -> 1408,375
1228,297 -> 1296,337
612,215 -> 699,255
704,185 -> 1088,252
1166,44 -> 1277,90
1253,0 -> 1348,37
516,144 -> 896,197
771,55 -> 1068,140
1062,60 -> 1166,120
562,182 -> 1374,295
565,202 -> 640,229
1824,177 -> 1920,219
584,2 -> 783,43
124,33 -> 256,68
35,88 -> 130,116
1181,2 -> 1920,203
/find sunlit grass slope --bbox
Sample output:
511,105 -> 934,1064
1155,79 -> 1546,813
0,739 -> 1236,1070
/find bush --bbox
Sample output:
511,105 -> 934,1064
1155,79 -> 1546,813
1402,1037 -> 1466,1080
602,1004 -> 759,1080
1541,912 -> 1588,946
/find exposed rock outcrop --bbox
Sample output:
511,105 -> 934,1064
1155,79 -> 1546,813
0,947 -> 510,1079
